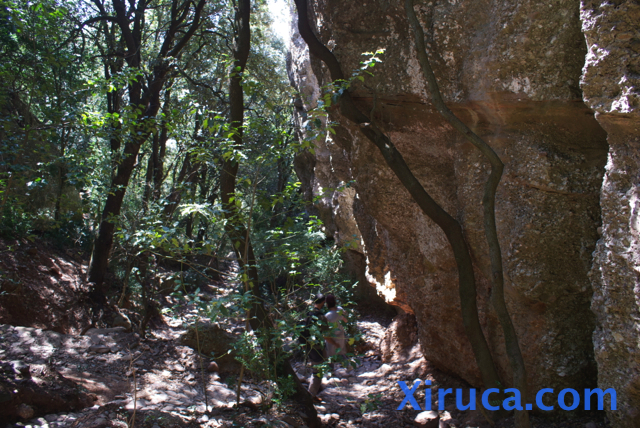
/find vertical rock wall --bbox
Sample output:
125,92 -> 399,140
581,1 -> 640,425
289,0 -> 614,414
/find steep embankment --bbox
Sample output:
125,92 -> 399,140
288,0 -> 630,419
0,238 -> 91,334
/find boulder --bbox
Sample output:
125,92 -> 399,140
0,361 -> 96,422
380,313 -> 421,364
111,311 -> 132,331
414,410 -> 439,428
16,403 -> 35,419
180,322 -> 241,373
290,0 -> 605,403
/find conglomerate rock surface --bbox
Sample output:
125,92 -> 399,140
581,1 -> 640,426
289,0 -> 613,414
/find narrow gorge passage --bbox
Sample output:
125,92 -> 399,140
1,0 -> 637,426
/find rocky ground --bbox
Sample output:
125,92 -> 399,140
0,239 -> 612,427
1,296 -> 302,428
0,305 -> 460,428
1,308 -> 611,428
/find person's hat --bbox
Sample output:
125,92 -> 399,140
314,293 -> 326,304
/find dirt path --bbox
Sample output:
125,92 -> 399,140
293,317 -> 432,427
1,303 -> 437,428
1,298 -> 609,428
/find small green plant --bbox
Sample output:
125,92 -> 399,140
273,374 -> 297,408
232,331 -> 271,380
224,375 -> 237,390
360,393 -> 383,414
143,413 -> 168,423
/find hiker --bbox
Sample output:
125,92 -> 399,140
301,293 -> 339,401
300,293 -> 340,402
324,293 -> 348,361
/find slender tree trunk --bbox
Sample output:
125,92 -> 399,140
185,213 -> 194,239
194,164 -> 213,246
136,251 -> 158,338
154,120 -> 168,200
143,118 -> 169,212
153,90 -> 171,201
216,1 -> 320,425
270,152 -> 290,228
404,1 -> 529,425
54,132 -> 68,223
293,0 -> 503,393
164,115 -> 203,219
163,151 -> 198,219
107,84 -> 122,182
142,133 -> 159,211
54,166 -> 67,223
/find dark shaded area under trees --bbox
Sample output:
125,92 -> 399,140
0,0 -> 356,425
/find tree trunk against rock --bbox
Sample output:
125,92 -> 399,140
88,0 -> 207,294
218,2 -> 319,426
293,0 -> 503,395
404,1 -> 529,426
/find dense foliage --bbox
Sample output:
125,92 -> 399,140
0,0 -> 360,404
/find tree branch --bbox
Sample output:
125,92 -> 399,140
168,0 -> 207,57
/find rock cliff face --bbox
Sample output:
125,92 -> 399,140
581,1 -> 640,426
289,0 -> 635,421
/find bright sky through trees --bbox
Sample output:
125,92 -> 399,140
267,0 -> 291,44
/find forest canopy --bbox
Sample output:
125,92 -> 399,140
0,0 -> 323,284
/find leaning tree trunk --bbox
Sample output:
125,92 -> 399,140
89,129 -> 155,294
404,1 -> 529,425
293,0 -> 503,393
87,0 -> 207,295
